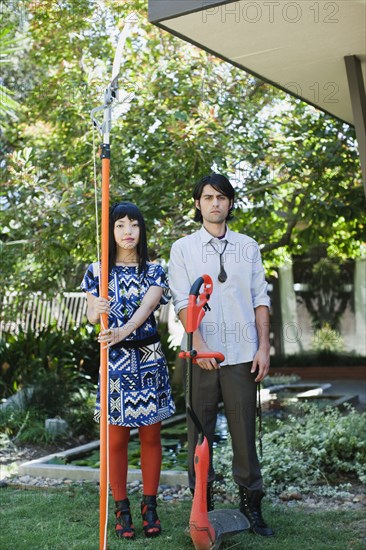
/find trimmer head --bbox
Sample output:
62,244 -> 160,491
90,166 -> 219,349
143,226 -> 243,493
190,508 -> 250,550
208,509 -> 250,549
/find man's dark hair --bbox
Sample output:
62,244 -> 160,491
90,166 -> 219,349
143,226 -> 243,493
192,173 -> 235,223
109,201 -> 148,274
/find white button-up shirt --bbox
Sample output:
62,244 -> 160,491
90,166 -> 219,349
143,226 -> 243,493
169,226 -> 270,365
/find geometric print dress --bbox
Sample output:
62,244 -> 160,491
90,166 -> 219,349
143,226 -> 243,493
81,262 -> 176,427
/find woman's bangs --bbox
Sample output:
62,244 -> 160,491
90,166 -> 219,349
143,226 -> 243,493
112,203 -> 141,223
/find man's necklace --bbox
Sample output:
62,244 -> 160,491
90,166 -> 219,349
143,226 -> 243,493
209,240 -> 228,283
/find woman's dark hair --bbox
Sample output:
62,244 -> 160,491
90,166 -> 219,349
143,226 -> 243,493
192,173 -> 235,223
109,202 -> 148,274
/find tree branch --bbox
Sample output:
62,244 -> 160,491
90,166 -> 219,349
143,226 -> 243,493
262,191 -> 305,253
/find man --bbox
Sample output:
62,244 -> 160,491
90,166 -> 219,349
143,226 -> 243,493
169,173 -> 274,536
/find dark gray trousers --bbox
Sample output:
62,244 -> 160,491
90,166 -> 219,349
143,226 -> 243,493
184,362 -> 263,491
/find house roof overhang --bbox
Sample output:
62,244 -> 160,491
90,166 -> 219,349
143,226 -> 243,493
148,0 -> 366,190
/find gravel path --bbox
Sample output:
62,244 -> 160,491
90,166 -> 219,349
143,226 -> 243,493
2,474 -> 365,515
1,438 -> 365,513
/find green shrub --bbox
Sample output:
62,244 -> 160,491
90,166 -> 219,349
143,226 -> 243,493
1,389 -> 98,444
0,325 -> 99,400
312,323 -> 345,353
65,388 -> 99,440
0,407 -> 56,444
263,404 -> 366,489
213,403 -> 366,496
0,325 -> 100,443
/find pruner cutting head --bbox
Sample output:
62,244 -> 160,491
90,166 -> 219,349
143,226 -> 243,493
90,18 -> 137,138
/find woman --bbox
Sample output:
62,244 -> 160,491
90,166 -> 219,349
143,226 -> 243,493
81,202 -> 175,540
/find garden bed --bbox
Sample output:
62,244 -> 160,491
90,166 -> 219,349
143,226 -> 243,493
17,381 -> 360,483
271,366 -> 366,380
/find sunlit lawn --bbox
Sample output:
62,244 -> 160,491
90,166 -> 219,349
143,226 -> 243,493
1,484 -> 365,550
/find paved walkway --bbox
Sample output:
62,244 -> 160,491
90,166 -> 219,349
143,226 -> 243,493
307,379 -> 366,410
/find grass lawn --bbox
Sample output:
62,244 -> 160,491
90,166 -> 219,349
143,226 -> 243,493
0,484 -> 364,550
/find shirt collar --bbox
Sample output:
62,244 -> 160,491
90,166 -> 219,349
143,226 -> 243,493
199,225 -> 235,244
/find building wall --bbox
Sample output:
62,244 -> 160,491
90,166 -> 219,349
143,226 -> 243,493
278,258 -> 366,356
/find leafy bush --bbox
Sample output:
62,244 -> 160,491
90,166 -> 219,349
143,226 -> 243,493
0,325 -> 100,442
0,325 -> 99,399
64,388 -> 99,440
0,322 -> 182,443
1,407 -> 56,445
1,388 -> 98,444
312,323 -> 345,353
213,403 -> 366,496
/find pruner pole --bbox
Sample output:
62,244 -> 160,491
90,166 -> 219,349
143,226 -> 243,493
91,17 -> 136,550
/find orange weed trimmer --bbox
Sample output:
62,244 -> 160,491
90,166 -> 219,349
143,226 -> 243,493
179,275 -> 250,550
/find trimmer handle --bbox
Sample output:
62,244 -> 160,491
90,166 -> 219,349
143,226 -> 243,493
189,274 -> 213,298
186,274 -> 213,333
179,351 -> 225,364
194,352 -> 225,363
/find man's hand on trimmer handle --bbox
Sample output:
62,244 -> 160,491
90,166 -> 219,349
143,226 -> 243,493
193,339 -> 221,370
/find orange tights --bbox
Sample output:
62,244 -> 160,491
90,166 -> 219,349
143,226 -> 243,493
108,422 -> 162,501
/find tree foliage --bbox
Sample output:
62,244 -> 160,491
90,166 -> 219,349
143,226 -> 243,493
1,0 -> 364,293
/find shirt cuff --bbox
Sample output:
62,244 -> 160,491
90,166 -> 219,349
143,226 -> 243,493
253,298 -> 271,308
173,298 -> 189,316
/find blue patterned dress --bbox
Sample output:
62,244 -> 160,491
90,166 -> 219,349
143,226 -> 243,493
81,262 -> 176,427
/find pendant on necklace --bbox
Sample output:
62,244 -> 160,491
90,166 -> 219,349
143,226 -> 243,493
218,266 -> 227,283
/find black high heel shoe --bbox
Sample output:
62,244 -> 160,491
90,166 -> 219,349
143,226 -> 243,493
141,495 -> 161,538
115,498 -> 135,540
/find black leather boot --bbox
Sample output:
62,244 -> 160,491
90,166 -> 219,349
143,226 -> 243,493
190,482 -> 214,512
239,487 -> 274,537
